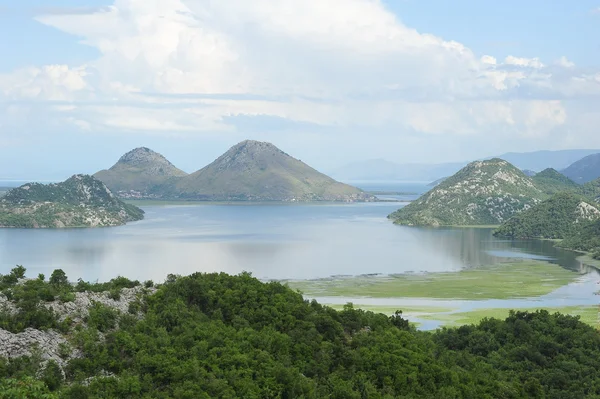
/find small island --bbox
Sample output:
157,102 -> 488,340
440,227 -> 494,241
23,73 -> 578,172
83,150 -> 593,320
0,175 -> 144,228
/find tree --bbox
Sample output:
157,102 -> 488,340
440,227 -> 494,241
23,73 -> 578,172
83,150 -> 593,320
49,269 -> 69,288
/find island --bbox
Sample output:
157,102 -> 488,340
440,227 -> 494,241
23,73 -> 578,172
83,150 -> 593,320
0,175 -> 144,228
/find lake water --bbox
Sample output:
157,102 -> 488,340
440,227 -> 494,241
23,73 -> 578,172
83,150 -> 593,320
0,185 -> 594,283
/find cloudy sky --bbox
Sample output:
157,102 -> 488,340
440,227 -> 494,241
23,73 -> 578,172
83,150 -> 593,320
1,0 -> 600,180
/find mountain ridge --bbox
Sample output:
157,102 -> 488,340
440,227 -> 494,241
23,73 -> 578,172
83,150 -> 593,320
171,140 -> 375,202
0,175 -> 144,228
388,159 -> 546,226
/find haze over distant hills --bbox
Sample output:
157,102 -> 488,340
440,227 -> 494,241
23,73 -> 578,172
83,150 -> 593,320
94,140 -> 374,202
332,149 -> 600,182
561,153 -> 600,184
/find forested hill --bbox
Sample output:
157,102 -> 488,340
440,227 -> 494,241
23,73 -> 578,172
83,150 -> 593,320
389,159 -> 545,226
0,175 -> 144,228
494,192 -> 600,239
531,168 -> 578,195
3,267 -> 600,397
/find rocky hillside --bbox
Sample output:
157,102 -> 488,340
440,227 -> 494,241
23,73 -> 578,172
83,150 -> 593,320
170,140 -> 375,202
532,168 -> 578,195
579,178 -> 600,204
94,147 -> 187,197
388,159 -> 545,226
561,153 -> 600,184
494,192 -> 600,239
0,175 -> 144,228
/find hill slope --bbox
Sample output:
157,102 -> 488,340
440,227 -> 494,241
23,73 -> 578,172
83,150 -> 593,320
531,168 -> 578,195
558,219 -> 600,257
94,147 -> 187,197
494,192 -> 600,239
388,159 -> 545,226
579,178 -> 600,203
0,175 -> 144,228
172,140 -> 375,201
561,153 -> 600,184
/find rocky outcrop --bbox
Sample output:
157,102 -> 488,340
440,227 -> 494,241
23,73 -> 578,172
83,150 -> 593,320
0,328 -> 81,373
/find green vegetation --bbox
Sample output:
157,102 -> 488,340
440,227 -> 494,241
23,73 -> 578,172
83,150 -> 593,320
558,218 -> 600,259
494,192 -> 600,239
389,159 -> 546,226
170,140 -> 375,202
418,306 -> 598,327
287,261 -> 579,300
531,168 -> 578,195
0,175 -> 144,228
0,266 -> 141,333
98,141 -> 375,202
3,268 -> 600,398
579,177 -> 600,203
94,147 -> 188,195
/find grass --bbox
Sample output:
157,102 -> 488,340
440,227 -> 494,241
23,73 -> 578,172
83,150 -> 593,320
287,261 -> 581,300
327,304 -> 454,315
418,306 -> 598,328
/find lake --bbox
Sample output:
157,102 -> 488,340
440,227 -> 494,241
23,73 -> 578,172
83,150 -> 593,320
0,184 -> 593,282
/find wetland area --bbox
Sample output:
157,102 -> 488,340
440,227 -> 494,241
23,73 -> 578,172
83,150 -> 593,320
1,182 -> 598,330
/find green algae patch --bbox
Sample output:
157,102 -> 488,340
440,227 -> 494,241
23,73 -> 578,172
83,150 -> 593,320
419,306 -> 598,328
288,261 -> 581,300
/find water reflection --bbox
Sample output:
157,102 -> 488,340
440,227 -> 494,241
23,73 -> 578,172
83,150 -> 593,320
0,202 -> 594,282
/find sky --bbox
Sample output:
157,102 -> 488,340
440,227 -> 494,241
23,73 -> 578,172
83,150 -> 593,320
1,0 -> 600,179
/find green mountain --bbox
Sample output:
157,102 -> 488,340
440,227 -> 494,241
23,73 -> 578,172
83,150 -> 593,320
388,159 -> 545,226
94,147 -> 187,197
531,168 -> 578,195
561,153 -> 600,184
558,219 -> 600,258
0,175 -> 144,228
494,192 -> 600,239
171,140 -> 375,202
579,178 -> 600,203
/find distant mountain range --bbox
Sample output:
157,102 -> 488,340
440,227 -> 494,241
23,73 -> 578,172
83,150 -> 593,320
94,140 -> 375,202
332,149 -> 600,182
0,175 -> 144,228
561,153 -> 600,184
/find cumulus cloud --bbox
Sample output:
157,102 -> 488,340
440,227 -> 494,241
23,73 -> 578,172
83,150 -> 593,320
1,0 -> 600,152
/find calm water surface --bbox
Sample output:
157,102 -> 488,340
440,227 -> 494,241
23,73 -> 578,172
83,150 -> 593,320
0,196 -> 592,283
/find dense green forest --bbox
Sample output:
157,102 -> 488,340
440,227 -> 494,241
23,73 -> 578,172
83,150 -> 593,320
3,267 -> 600,398
531,168 -> 579,196
494,192 -> 600,239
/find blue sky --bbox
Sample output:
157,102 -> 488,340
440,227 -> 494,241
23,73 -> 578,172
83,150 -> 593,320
1,0 -> 600,179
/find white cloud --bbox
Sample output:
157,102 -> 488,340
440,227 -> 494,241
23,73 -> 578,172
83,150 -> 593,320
504,55 -> 544,69
556,56 -> 575,68
0,0 -> 599,151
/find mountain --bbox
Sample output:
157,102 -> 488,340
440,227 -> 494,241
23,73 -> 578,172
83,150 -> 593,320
561,153 -> 600,184
171,140 -> 375,202
579,178 -> 600,203
494,149 -> 600,172
531,168 -> 578,195
94,147 -> 187,197
558,219 -> 600,258
0,175 -> 144,228
522,170 -> 537,177
332,149 -> 600,182
493,192 -> 600,239
388,159 -> 545,226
